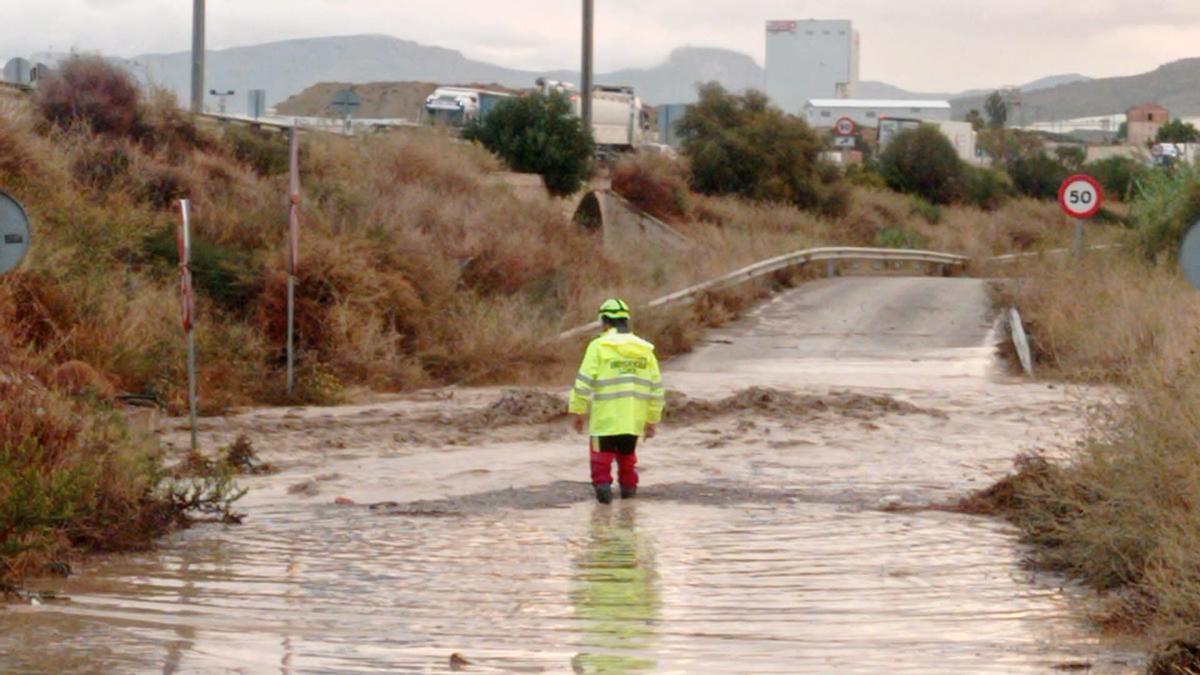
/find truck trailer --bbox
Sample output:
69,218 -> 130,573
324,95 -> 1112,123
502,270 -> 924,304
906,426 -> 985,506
423,87 -> 513,126
537,79 -> 648,151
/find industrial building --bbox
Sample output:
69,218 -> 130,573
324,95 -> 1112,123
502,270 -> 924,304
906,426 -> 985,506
765,19 -> 859,115
1126,103 -> 1169,148
802,99 -> 952,128
657,103 -> 690,149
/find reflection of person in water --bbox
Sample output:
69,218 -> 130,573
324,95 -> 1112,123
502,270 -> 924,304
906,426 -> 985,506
570,502 -> 661,674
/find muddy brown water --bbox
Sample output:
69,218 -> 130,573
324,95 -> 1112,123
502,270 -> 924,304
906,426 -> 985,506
1,278 -> 1141,673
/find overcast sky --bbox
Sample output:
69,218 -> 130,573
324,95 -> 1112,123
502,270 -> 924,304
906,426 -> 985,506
5,1 -> 1200,91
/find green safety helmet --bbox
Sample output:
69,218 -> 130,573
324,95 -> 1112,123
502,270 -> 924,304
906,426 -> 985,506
597,298 -> 631,321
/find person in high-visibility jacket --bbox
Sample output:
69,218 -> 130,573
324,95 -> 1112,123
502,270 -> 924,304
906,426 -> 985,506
569,298 -> 665,504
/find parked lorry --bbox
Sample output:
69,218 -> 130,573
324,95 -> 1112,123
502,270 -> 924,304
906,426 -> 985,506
426,79 -> 649,152
537,79 -> 648,151
423,87 -> 513,126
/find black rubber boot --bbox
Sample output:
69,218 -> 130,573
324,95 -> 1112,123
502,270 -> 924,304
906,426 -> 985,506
620,486 -> 636,499
594,484 -> 613,504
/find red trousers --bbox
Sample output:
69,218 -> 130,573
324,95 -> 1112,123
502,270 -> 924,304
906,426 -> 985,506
590,445 -> 638,488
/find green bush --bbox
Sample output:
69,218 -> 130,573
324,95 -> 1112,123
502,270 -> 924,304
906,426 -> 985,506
463,92 -> 593,196
1131,164 -> 1200,261
143,226 -> 261,313
676,83 -> 843,215
907,195 -> 942,224
1008,152 -> 1068,200
1083,156 -> 1150,203
879,125 -> 965,205
844,163 -> 887,190
224,125 -> 290,176
875,226 -> 929,250
963,166 -> 1015,211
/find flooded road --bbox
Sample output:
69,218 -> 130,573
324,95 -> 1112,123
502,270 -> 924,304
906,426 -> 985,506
1,278 -> 1139,673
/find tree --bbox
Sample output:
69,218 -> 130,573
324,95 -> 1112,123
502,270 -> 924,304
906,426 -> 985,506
878,125 -> 966,204
1054,145 -> 1086,171
675,83 -> 843,214
984,91 -> 1008,129
463,92 -> 593,196
1008,152 -> 1068,200
965,109 -> 986,132
1083,156 -> 1149,202
1156,119 -> 1200,144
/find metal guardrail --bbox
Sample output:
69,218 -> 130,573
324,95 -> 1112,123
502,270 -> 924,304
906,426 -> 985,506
982,243 -> 1117,264
558,246 -> 969,339
198,112 -> 421,135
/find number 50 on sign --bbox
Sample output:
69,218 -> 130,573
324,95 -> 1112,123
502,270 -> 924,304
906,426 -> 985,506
1058,174 -> 1104,220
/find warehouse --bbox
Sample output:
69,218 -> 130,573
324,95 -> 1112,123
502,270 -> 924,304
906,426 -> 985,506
803,99 -> 952,128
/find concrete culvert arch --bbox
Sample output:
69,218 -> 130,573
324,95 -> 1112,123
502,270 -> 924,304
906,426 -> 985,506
571,189 -> 694,253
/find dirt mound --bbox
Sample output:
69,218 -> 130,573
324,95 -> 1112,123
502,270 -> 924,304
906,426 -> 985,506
456,389 -> 568,429
665,387 -> 947,425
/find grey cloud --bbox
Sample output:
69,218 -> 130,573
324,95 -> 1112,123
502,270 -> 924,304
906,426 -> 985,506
4,0 -> 1200,91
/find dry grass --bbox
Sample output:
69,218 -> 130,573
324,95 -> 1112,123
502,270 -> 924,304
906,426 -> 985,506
990,252 -> 1200,382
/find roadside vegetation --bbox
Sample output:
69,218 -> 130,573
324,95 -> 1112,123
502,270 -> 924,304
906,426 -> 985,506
971,162 -> 1200,670
464,91 -> 593,196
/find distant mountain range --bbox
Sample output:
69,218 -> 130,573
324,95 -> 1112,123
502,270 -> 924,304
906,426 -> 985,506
27,34 -> 1199,120
951,60 -> 1200,122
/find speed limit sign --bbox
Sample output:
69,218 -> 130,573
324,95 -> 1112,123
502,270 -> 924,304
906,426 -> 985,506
1058,174 -> 1103,219
834,117 -> 856,137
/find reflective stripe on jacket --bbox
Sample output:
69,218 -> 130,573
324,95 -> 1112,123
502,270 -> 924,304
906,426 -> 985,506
568,329 -> 664,437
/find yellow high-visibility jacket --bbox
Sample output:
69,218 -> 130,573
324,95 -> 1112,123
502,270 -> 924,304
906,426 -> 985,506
568,329 -> 665,437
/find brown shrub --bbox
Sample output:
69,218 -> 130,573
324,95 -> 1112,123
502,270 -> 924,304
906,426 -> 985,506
72,138 -> 133,191
34,56 -> 145,138
0,114 -> 40,188
49,361 -> 116,400
135,163 -> 193,210
611,154 -> 690,222
0,272 -> 77,353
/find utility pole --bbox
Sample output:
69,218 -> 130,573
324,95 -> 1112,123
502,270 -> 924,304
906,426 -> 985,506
191,0 -> 205,113
581,0 -> 593,132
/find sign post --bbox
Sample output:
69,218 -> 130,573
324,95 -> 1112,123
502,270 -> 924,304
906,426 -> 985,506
178,200 -> 199,454
286,124 -> 301,396
331,89 -> 360,133
1057,174 -> 1103,255
1179,221 -> 1200,291
0,190 -> 31,275
833,117 -> 857,138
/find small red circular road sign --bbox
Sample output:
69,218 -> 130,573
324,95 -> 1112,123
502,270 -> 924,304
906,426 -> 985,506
1058,174 -> 1103,219
834,117 -> 856,137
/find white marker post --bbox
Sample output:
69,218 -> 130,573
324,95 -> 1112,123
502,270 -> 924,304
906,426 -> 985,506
286,124 -> 301,396
1057,174 -> 1103,255
178,200 -> 198,453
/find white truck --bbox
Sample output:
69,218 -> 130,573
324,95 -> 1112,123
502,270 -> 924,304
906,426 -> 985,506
423,87 -> 513,126
537,79 -> 648,151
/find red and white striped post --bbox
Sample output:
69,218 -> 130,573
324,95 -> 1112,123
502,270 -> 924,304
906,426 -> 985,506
286,124 -> 301,395
178,199 -> 198,453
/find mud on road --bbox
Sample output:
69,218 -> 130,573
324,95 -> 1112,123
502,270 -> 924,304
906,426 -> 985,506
0,277 -> 1140,674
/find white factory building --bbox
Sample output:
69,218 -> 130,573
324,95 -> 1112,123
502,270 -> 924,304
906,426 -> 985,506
803,99 -> 953,128
766,19 -> 860,115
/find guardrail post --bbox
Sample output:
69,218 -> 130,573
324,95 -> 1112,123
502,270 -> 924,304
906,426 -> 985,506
826,260 -> 835,278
